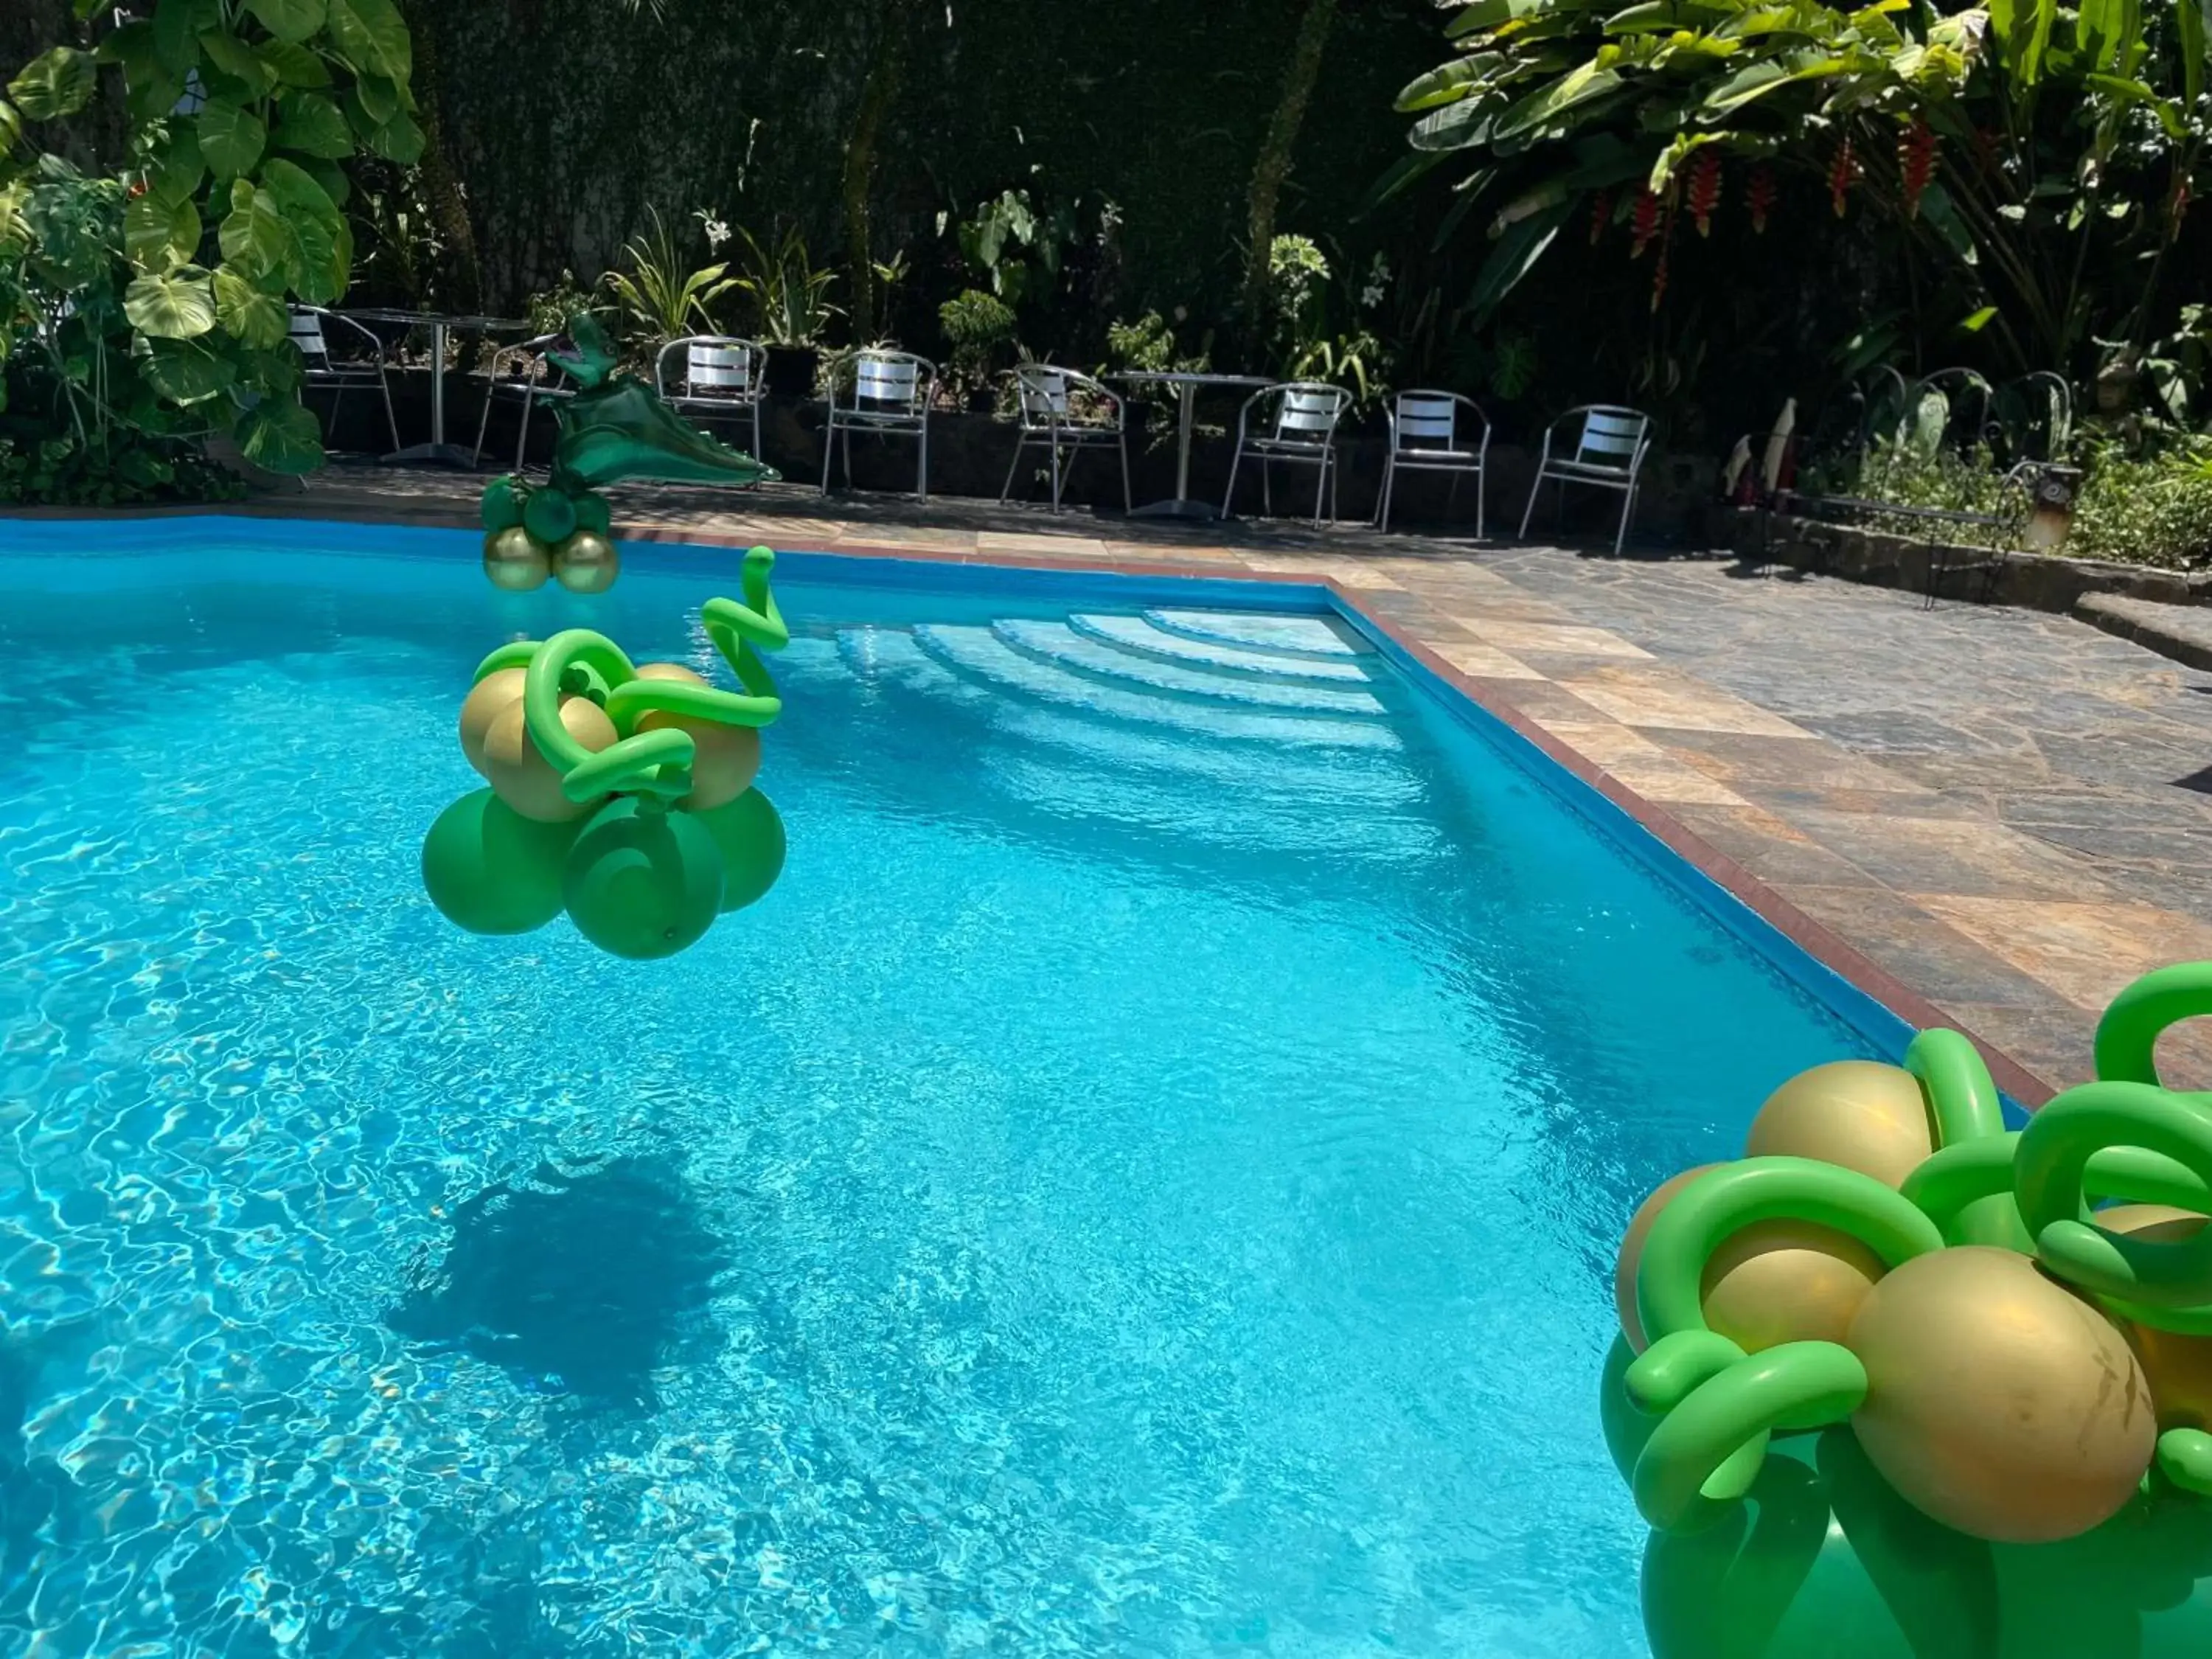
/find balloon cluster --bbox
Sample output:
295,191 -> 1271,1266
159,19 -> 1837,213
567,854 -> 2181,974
421,545 -> 788,960
1605,964 -> 2212,1657
479,474 -> 620,596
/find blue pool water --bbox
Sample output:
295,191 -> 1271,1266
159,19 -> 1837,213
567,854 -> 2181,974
0,522 -> 1885,1657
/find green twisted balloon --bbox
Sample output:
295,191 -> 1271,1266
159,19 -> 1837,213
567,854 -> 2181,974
469,546 -> 788,807
2096,961 -> 2212,1098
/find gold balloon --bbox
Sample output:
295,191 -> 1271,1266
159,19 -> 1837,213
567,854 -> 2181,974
1848,1245 -> 2156,1543
1615,1165 -> 1719,1351
2103,1205 -> 2212,1431
630,661 -> 762,810
1701,1220 -> 1882,1352
552,530 -> 620,594
459,667 -> 527,776
1745,1060 -> 1933,1188
1613,1163 -> 1880,1352
483,526 -> 549,592
480,693 -> 619,822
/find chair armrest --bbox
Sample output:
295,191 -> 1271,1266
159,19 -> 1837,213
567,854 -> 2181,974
321,310 -> 389,364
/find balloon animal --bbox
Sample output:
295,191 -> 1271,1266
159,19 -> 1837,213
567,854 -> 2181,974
422,544 -> 788,959
479,311 -> 779,594
1604,964 -> 2212,1658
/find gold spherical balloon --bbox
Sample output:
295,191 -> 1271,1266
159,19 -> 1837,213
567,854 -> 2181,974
637,711 -> 762,810
483,526 -> 549,592
2102,1205 -> 2212,1431
1700,1220 -> 1882,1353
459,667 -> 528,776
1848,1245 -> 2156,1543
552,530 -> 620,594
1744,1060 -> 1933,1188
1614,1165 -> 1719,1351
633,662 -> 708,686
480,693 -> 619,822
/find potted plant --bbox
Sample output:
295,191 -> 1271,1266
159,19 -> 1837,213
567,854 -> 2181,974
938,288 -> 1018,413
733,226 -> 841,397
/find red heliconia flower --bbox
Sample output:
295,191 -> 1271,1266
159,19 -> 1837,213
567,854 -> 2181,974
1745,164 -> 1778,234
1651,232 -> 1672,312
1899,119 -> 1937,220
1589,189 -> 1613,246
1687,150 -> 1723,238
1629,188 -> 1662,259
1828,137 -> 1860,218
128,177 -> 148,198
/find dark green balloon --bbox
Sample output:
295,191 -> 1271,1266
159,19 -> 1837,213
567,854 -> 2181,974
420,787 -> 577,935
571,490 -> 613,536
481,475 -> 526,532
694,786 -> 786,912
562,796 -> 724,959
524,486 -> 578,547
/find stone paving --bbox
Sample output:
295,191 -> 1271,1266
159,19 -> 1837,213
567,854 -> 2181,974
74,463 -> 2212,1099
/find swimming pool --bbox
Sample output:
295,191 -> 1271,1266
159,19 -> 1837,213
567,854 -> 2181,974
0,518 -> 1887,1657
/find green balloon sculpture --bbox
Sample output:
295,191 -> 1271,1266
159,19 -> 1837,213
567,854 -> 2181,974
422,543 -> 790,959
1604,964 -> 2212,1657
477,310 -> 779,594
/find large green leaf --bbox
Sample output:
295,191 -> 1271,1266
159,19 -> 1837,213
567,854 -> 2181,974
1491,62 -> 1623,139
124,268 -> 218,338
274,91 -> 352,159
2086,70 -> 2186,133
198,100 -> 267,178
261,158 -> 349,300
149,126 -> 206,204
235,397 -> 325,474
245,0 -> 330,44
325,0 -> 413,83
7,48 -> 97,121
153,0 -> 218,78
1399,58 -> 1489,112
259,40 -> 333,87
213,265 -> 289,348
352,72 -> 400,124
125,190 -> 201,271
2174,0 -> 2206,103
364,108 -> 425,164
219,183 -> 297,279
198,29 -> 277,95
1447,0 -> 1557,37
1470,199 -> 1571,316
142,336 -> 237,403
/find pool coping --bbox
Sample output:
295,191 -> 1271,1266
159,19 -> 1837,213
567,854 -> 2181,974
0,505 -> 2054,1105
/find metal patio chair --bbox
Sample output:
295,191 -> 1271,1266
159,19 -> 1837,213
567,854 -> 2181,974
470,333 -> 574,472
1377,389 -> 1491,536
290,306 -> 400,455
1000,364 -> 1131,514
1518,404 -> 1654,554
656,335 -> 768,463
1221,380 -> 1353,526
823,348 -> 937,500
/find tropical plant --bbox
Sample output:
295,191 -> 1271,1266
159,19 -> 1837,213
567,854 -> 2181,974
730,223 -> 840,347
605,206 -> 734,347
954,188 -> 1074,310
1103,309 -> 1211,377
1394,0 -> 2212,385
937,286 -> 1015,403
525,268 -> 601,338
1263,232 -> 1331,362
1,0 -> 420,480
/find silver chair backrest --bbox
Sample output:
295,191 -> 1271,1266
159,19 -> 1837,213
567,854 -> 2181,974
1395,393 -> 1458,451
1274,386 -> 1343,444
1018,368 -> 1071,425
1575,408 -> 1647,469
288,308 -> 330,366
687,341 -> 751,397
855,352 -> 922,411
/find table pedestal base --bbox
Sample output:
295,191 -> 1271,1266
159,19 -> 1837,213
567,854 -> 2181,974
1128,498 -> 1222,524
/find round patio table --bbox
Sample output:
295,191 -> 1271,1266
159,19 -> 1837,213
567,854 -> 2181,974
1108,369 -> 1273,522
341,309 -> 531,467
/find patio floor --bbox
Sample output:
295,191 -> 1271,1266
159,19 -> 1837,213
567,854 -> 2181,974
97,462 -> 2212,1099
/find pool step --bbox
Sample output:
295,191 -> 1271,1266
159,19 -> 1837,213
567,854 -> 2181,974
1065,613 -> 1374,684
909,625 -> 1398,750
1141,608 -> 1368,660
990,619 -> 1386,714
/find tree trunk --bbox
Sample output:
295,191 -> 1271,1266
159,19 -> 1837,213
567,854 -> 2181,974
1239,0 -> 1338,346
394,0 -> 483,313
841,4 -> 915,344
